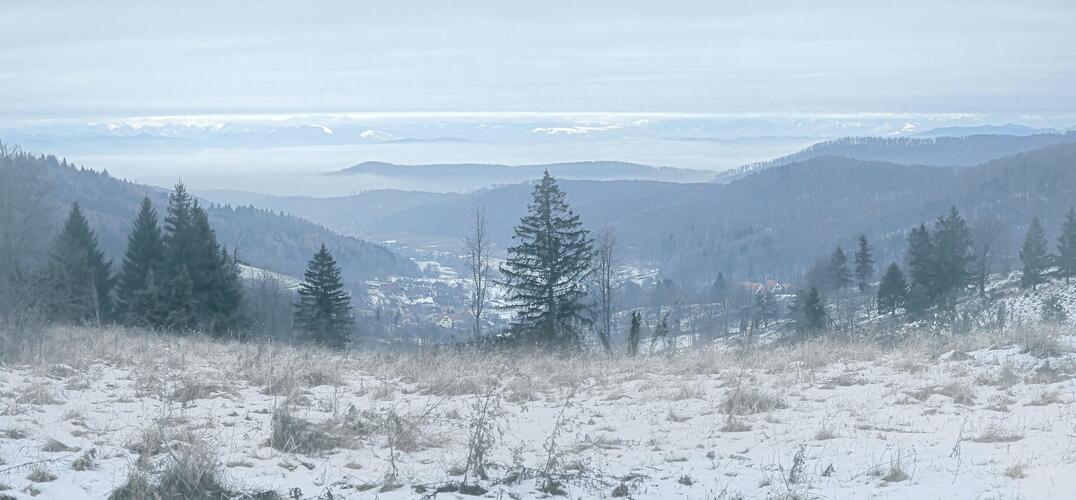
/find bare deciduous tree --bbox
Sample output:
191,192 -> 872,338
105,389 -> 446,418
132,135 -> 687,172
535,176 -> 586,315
0,143 -> 53,331
593,225 -> 617,355
972,216 -> 1007,298
465,206 -> 492,339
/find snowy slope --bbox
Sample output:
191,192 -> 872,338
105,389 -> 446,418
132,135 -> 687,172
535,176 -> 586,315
2,326 -> 1075,499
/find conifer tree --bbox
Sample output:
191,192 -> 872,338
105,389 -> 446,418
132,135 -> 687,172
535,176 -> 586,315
877,263 -> 908,315
906,223 -> 935,299
162,266 -> 195,330
828,246 -> 852,290
1019,217 -> 1050,290
115,197 -> 164,325
792,286 -> 826,334
501,171 -> 594,346
163,183 -> 196,276
188,205 -> 242,335
931,206 -> 975,307
294,244 -> 353,348
158,184 -> 243,335
48,203 -> 114,324
854,234 -> 875,292
1056,208 -> 1076,283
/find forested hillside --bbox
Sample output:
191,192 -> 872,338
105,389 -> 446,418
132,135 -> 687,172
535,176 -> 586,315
23,152 -> 418,282
343,143 -> 1076,284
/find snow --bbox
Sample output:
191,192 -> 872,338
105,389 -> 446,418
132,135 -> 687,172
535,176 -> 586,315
237,264 -> 301,290
2,326 -> 1075,499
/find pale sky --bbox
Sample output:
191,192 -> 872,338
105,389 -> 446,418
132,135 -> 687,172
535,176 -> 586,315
2,0 -> 1075,121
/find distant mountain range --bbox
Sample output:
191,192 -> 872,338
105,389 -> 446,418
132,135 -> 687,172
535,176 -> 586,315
913,123 -> 1066,137
714,132 -> 1076,183
327,160 -> 717,186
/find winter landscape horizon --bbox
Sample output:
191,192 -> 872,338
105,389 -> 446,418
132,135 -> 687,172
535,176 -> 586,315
3,2 -> 1076,499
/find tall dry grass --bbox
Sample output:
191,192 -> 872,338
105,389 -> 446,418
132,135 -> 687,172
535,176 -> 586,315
1,323 -> 1072,401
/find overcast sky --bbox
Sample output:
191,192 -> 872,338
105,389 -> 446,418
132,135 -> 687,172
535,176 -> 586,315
2,1 -> 1074,121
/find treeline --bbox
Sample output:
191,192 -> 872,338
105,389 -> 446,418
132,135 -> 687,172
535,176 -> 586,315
0,143 -> 359,350
47,184 -> 357,344
789,205 -> 1076,335
38,185 -> 244,334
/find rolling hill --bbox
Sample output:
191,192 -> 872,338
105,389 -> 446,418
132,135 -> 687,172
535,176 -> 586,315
27,154 -> 419,284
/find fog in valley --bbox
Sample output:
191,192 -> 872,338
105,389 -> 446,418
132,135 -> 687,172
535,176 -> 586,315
2,2 -> 1076,499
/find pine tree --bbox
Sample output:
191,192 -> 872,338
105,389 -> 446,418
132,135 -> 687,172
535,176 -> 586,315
876,263 -> 908,315
828,246 -> 852,290
48,203 -> 114,324
906,223 -> 935,299
294,244 -> 353,348
187,205 -> 242,335
1056,208 -> 1076,283
115,197 -> 164,326
162,265 -> 195,331
163,183 -> 196,277
792,286 -> 826,334
158,183 -> 243,335
854,234 -> 875,292
1019,217 -> 1050,290
1040,295 -> 1068,324
932,206 -> 975,307
501,171 -> 594,346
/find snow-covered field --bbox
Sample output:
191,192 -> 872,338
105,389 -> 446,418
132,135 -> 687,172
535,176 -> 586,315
1,326 -> 1075,499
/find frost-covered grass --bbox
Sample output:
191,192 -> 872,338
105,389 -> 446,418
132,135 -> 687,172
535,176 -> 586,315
0,324 -> 1075,499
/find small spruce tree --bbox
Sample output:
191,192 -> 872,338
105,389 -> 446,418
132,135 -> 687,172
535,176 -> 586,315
932,206 -> 975,308
906,223 -> 935,300
792,286 -> 826,335
1040,295 -> 1068,324
854,234 -> 875,292
877,263 -> 908,315
829,247 -> 852,290
294,244 -> 354,348
1019,217 -> 1050,291
1056,208 -> 1076,283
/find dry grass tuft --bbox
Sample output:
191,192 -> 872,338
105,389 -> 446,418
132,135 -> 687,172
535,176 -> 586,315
720,386 -> 786,415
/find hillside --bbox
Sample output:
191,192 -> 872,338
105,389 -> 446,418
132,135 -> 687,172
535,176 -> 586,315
349,143 -> 1076,284
1,324 -> 1073,499
715,133 -> 1076,183
198,189 -> 456,239
27,154 -> 418,283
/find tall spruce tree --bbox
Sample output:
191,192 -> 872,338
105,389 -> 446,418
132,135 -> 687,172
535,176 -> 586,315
48,203 -> 114,324
877,263 -> 908,315
1019,217 -> 1050,290
501,171 -> 594,346
828,246 -> 852,290
158,184 -> 242,335
294,244 -> 353,348
1057,208 -> 1076,283
931,206 -> 975,307
115,197 -> 164,325
854,234 -> 875,292
188,205 -> 242,335
161,183 -> 197,330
